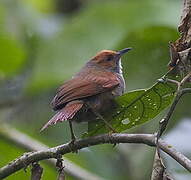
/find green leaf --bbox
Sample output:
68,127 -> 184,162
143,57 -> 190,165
84,81 -> 176,137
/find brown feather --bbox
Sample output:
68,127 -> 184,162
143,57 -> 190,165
51,71 -> 119,110
40,101 -> 83,131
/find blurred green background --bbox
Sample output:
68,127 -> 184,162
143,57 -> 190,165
0,0 -> 191,179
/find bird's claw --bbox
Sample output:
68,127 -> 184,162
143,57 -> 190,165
108,131 -> 117,147
68,137 -> 78,153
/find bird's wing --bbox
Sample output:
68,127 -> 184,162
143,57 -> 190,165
51,71 -> 120,110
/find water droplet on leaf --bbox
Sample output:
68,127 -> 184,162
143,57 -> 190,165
135,118 -> 139,122
121,118 -> 130,124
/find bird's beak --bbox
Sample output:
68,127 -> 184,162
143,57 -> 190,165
118,48 -> 132,56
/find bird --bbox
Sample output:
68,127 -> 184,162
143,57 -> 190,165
41,48 -> 131,141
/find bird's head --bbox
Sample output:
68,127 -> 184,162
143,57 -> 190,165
89,48 -> 132,72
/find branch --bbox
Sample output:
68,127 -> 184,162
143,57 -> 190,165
151,151 -> 174,180
56,157 -> 65,180
151,151 -> 165,180
157,72 -> 191,139
153,0 -> 191,175
0,125 -> 104,180
0,133 -> 191,179
155,73 -> 191,174
182,87 -> 191,94
31,162 -> 43,180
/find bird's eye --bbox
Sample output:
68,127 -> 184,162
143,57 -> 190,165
106,55 -> 113,61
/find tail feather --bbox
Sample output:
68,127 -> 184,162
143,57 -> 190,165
40,102 -> 83,132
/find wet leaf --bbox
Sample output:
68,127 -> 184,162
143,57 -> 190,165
84,81 -> 176,137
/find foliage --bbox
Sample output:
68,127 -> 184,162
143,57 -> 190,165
1,0 -> 190,180
86,81 -> 176,136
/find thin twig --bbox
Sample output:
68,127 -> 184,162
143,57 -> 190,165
0,133 -> 191,179
164,78 -> 180,86
151,151 -> 165,180
151,150 -> 174,180
31,162 -> 43,180
182,88 -> 191,94
157,72 -> 191,139
56,156 -> 65,180
156,73 -> 191,166
157,89 -> 182,138
179,72 -> 191,88
152,0 -> 191,174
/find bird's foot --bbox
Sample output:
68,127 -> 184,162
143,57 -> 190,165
68,136 -> 78,153
108,131 -> 118,147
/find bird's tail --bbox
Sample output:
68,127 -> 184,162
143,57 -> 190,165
40,102 -> 83,132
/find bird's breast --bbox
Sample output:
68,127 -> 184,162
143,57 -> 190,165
112,73 -> 125,97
